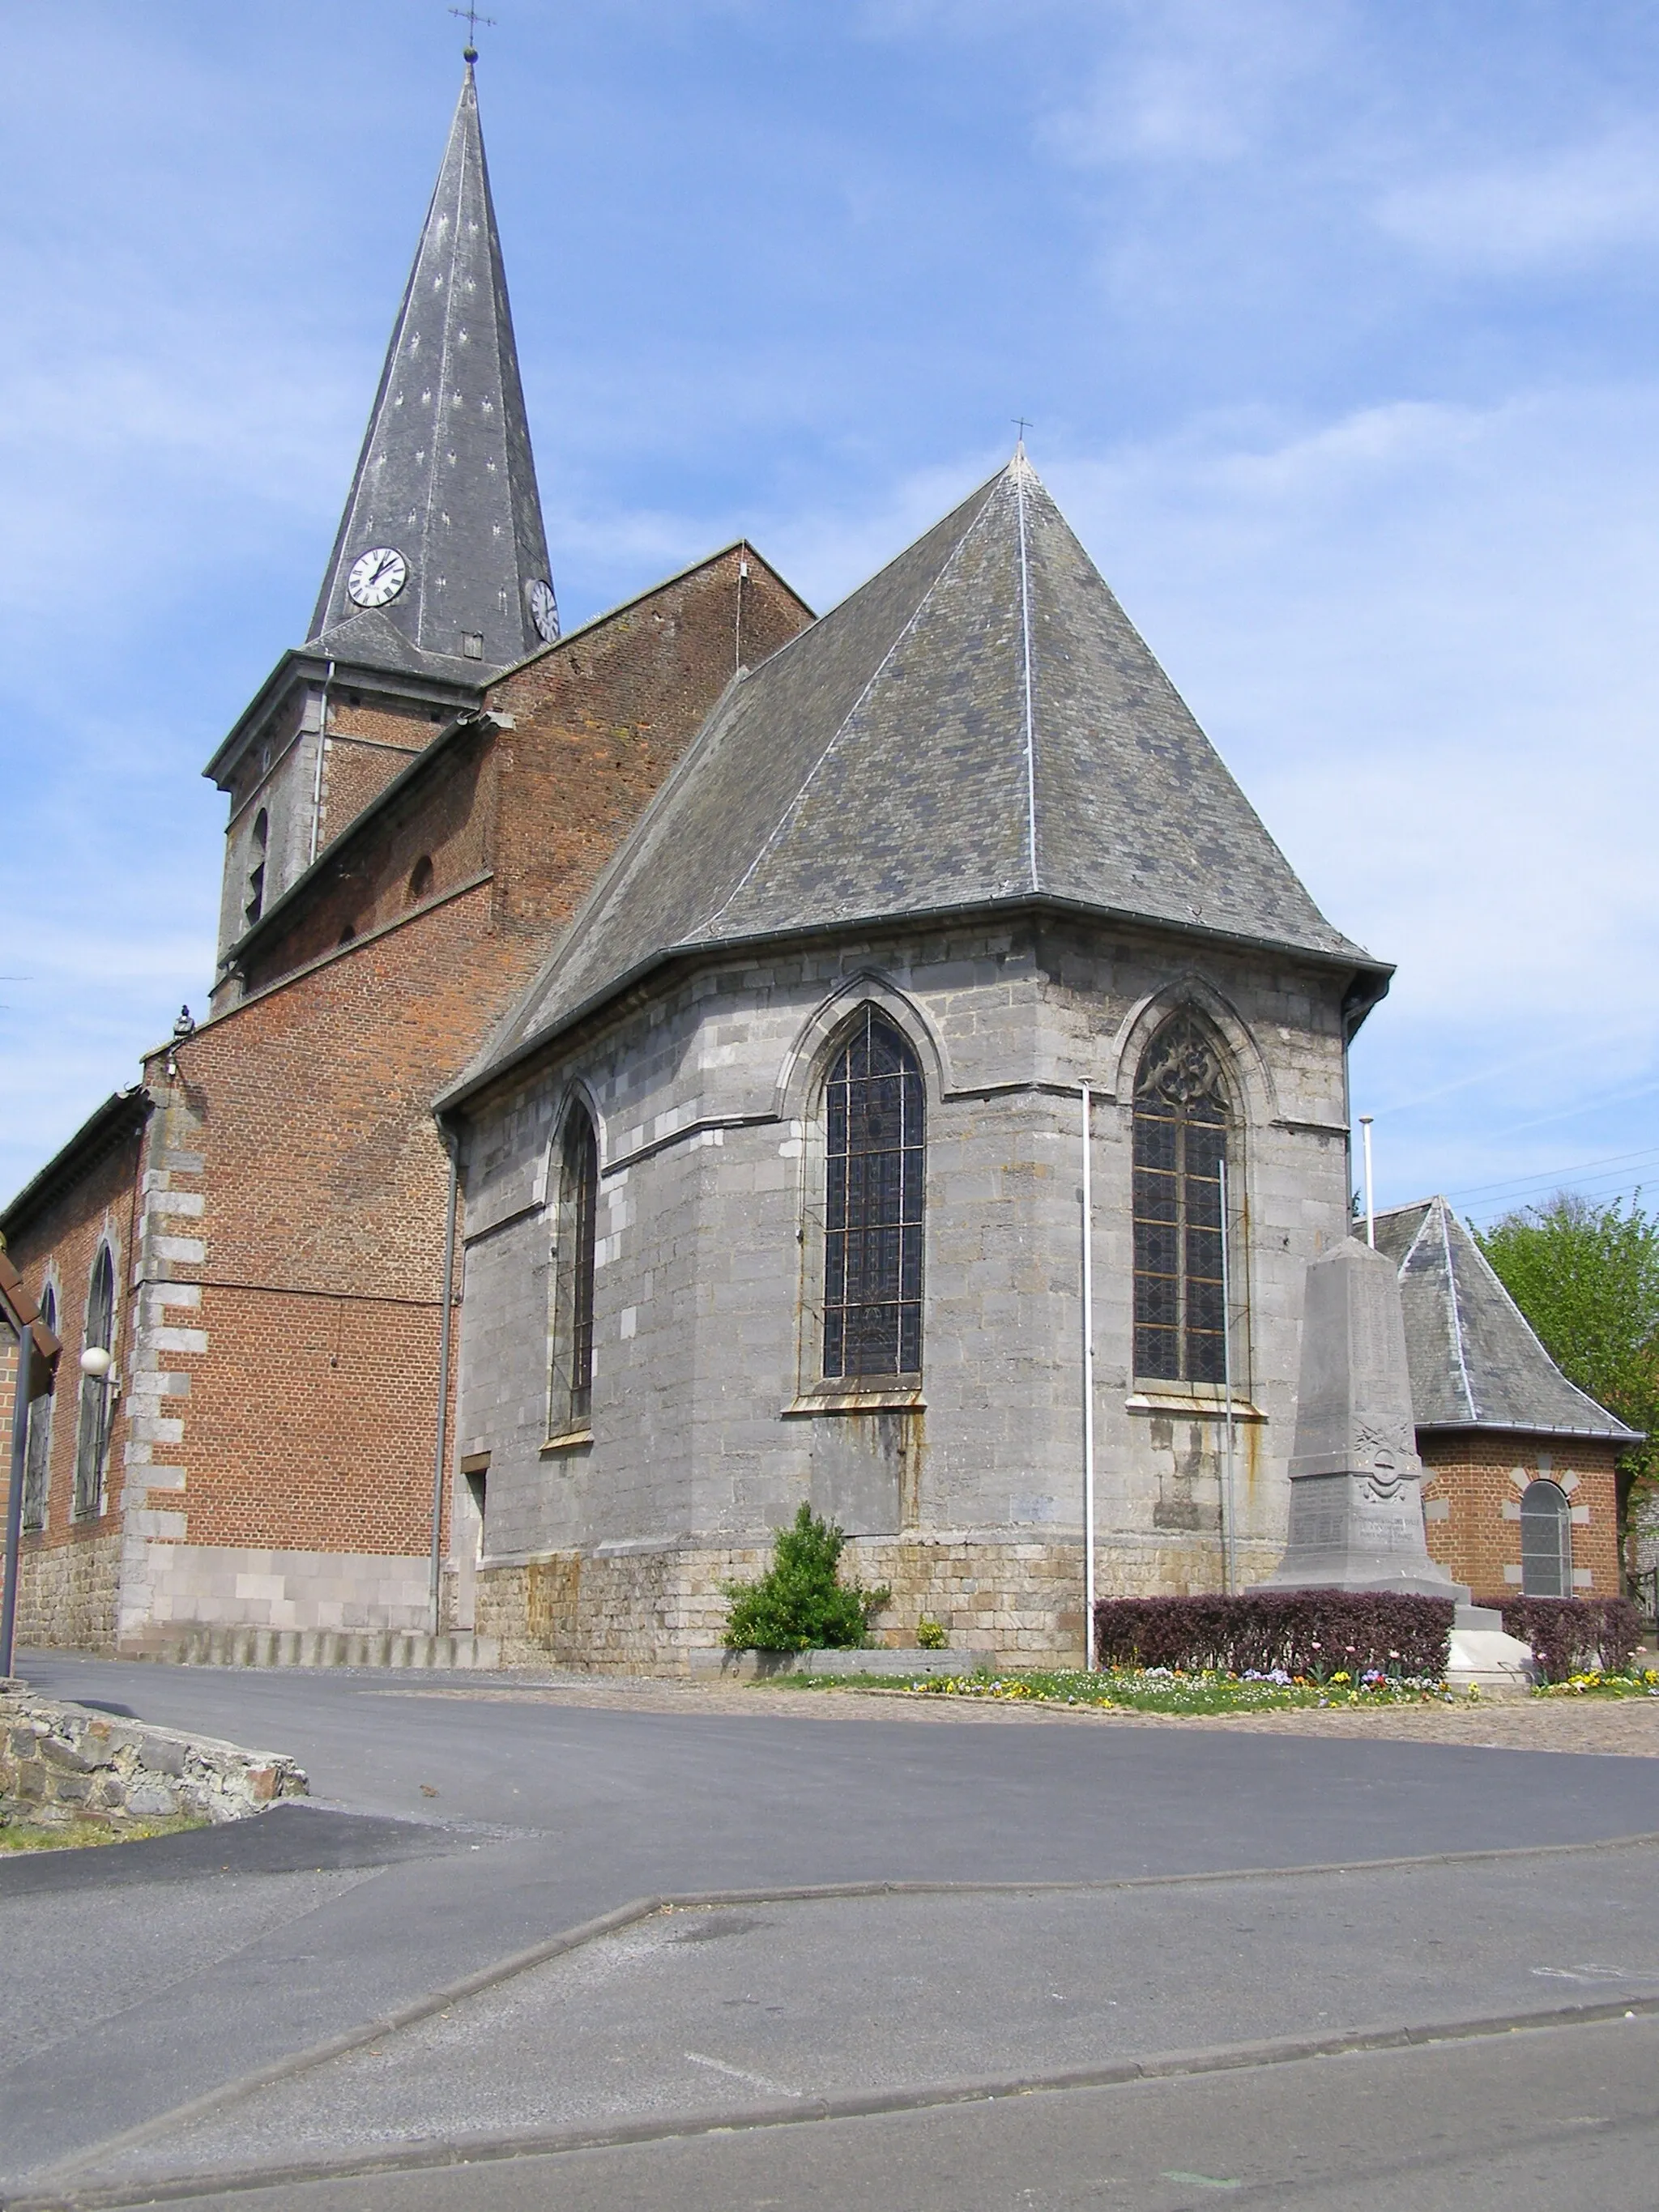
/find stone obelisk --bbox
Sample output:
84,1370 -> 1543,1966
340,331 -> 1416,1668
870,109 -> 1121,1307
1267,1236 -> 1466,1596
1266,1236 -> 1535,1689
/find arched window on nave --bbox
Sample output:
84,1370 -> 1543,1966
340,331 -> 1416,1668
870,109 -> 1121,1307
550,1106 -> 599,1435
74,1248 -> 115,1520
821,1008 -> 925,1382
1132,1011 -> 1235,1386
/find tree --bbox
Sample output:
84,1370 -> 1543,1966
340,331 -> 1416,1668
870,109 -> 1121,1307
721,1503 -> 892,1652
1477,1194 -> 1659,1555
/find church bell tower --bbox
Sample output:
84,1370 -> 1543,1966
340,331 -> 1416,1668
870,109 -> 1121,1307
203,50 -> 556,998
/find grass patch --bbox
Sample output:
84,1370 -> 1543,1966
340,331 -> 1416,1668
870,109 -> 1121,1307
753,1665 -> 1474,1712
0,1811 -> 208,1854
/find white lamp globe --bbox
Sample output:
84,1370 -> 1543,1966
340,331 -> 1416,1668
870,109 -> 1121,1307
79,1346 -> 113,1380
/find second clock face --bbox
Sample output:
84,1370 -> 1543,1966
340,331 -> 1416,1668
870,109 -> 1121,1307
527,578 -> 559,642
348,547 -> 409,608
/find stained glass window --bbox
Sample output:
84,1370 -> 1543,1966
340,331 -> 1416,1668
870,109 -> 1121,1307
1132,1014 -> 1232,1385
551,1110 -> 599,1433
552,1106 -> 606,1433
822,1010 -> 925,1380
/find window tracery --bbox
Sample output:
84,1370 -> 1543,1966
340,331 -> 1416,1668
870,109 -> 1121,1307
1132,1012 -> 1233,1385
821,1009 -> 924,1381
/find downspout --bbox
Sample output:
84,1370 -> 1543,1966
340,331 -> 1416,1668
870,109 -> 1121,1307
1080,1083 -> 1096,1668
1,1318 -> 32,1681
429,1123 -> 461,1637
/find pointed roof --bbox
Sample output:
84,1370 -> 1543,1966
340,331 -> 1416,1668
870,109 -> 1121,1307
306,61 -> 555,676
1374,1196 -> 1640,1439
467,455 -> 1387,1084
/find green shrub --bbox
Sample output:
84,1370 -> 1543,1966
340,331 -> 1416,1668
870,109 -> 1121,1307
722,1504 -> 892,1651
915,1616 -> 949,1650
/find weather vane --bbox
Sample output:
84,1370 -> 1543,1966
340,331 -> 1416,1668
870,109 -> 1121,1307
450,3 -> 496,57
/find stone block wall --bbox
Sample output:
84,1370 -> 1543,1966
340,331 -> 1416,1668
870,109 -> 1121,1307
476,1535 -> 1093,1673
455,914 -> 1355,1667
0,1682 -> 307,1827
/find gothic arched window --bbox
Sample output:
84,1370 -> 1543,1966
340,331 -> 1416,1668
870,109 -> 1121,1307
550,1106 -> 599,1434
23,1285 -> 56,1532
74,1247 -> 116,1520
1132,1012 -> 1234,1385
822,1009 -> 925,1381
1520,1479 -> 1572,1597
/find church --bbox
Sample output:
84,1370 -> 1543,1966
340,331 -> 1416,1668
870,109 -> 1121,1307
3,57 -> 1625,1669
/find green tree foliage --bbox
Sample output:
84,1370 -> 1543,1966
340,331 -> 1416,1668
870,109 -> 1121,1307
721,1503 -> 892,1652
1478,1194 -> 1659,1514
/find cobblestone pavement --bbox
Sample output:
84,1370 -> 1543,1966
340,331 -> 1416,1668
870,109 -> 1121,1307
386,1673 -> 1659,1758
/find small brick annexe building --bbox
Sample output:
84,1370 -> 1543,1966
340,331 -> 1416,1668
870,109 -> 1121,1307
1374,1197 -> 1637,1604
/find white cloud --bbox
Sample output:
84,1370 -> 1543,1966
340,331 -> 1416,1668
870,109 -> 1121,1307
1038,386 -> 1659,1206
1378,130 -> 1659,268
1043,0 -> 1341,167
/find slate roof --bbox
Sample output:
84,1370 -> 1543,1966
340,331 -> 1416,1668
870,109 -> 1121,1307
306,62 -> 554,677
470,455 -> 1388,1085
1374,1196 -> 1639,1439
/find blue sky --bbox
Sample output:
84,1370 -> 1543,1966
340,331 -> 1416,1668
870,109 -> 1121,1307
4,0 -> 1658,1226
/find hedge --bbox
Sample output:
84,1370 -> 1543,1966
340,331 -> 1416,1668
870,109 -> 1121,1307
1473,1595 -> 1643,1683
1092,1590 -> 1455,1680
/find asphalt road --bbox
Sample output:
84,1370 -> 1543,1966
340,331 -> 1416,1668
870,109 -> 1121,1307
7,1652 -> 1659,2210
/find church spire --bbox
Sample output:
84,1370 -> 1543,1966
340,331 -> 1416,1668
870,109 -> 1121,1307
307,59 -> 557,673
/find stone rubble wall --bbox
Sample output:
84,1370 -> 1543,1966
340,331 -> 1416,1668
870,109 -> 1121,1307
0,1681 -> 308,1829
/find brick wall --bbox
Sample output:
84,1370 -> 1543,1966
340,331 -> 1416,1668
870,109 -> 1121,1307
1419,1431 -> 1621,1596
5,1117 -> 148,1648
3,539 -> 813,1652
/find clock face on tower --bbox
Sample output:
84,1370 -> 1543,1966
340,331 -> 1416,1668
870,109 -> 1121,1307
347,547 -> 409,608
527,578 -> 559,643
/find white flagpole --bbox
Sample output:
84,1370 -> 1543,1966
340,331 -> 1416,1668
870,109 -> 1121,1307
1081,1082 -> 1097,1669
1218,1155 -> 1238,1597
1359,1114 -> 1375,1247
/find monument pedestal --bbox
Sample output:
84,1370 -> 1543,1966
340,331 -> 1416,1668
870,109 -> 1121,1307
1265,1238 -> 1536,1691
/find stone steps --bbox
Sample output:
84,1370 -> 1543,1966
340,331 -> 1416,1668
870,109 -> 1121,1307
161,1627 -> 501,1671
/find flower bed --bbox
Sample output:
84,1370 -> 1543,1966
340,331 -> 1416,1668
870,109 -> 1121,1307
905,1664 -> 1469,1715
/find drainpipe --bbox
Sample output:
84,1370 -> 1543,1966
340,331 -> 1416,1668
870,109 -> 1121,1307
429,1125 -> 462,1637
1218,1158 -> 1239,1597
1,1322 -> 32,1680
1080,1083 -> 1096,1669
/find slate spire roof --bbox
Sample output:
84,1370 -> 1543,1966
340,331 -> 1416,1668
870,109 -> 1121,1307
1373,1196 -> 1640,1439
306,59 -> 555,677
469,454 -> 1388,1085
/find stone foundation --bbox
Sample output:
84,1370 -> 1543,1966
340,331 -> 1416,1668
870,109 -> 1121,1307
16,1534 -> 122,1652
476,1533 -> 1271,1673
0,1681 -> 309,1829
116,1544 -> 434,1653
